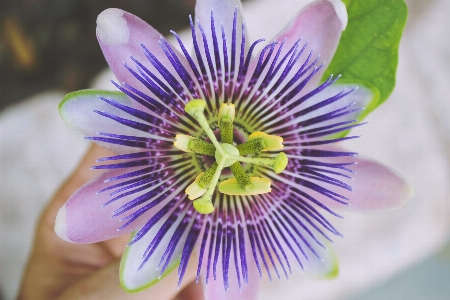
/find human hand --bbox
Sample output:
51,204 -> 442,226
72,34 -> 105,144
17,144 -> 204,300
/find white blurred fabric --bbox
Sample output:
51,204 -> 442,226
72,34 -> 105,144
0,0 -> 449,299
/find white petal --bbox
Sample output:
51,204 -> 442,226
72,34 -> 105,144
120,224 -> 183,292
59,89 -> 166,154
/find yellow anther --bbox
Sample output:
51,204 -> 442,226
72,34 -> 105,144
218,103 -> 235,126
173,134 -> 196,152
185,172 -> 207,200
249,132 -> 284,151
219,177 -> 272,195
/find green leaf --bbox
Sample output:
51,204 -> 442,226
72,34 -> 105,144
323,0 -> 407,111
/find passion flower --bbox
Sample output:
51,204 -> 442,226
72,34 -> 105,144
55,0 -> 413,298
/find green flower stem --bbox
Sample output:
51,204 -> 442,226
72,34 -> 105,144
191,112 -> 223,155
229,162 -> 252,191
188,139 -> 216,156
196,113 -> 223,154
229,155 -> 273,166
228,152 -> 288,174
185,99 -> 224,155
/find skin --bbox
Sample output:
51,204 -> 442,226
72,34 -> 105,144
17,144 -> 205,300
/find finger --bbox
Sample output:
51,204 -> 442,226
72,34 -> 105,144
48,144 -> 113,210
39,143 -> 113,229
172,280 -> 205,300
33,143 -> 120,267
57,259 -> 199,300
17,144 -> 120,300
42,143 -> 129,257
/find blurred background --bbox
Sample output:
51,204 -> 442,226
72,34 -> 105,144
1,0 -> 449,299
0,0 -> 196,112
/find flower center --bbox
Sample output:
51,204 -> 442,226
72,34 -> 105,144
173,99 -> 288,214
215,143 -> 239,167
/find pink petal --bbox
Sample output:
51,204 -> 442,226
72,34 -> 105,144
59,89 -> 152,154
341,153 -> 414,212
201,251 -> 260,300
96,8 -> 190,103
195,0 -> 245,46
194,0 -> 247,81
295,145 -> 414,213
263,81 -> 377,136
272,0 -> 347,93
54,169 -> 156,243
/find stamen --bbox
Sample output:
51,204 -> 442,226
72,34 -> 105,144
185,172 -> 207,200
236,138 -> 266,155
219,103 -> 235,144
199,162 -> 218,188
218,103 -> 236,126
185,99 -> 224,154
173,134 -> 196,152
229,162 -> 252,190
188,139 -> 216,156
248,132 -> 284,151
219,177 -> 272,195
220,119 -> 233,144
193,158 -> 226,214
174,134 -> 216,156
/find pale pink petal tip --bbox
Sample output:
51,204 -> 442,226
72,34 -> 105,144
54,169 -> 152,244
54,204 -> 72,243
327,0 -> 348,30
317,147 -> 414,213
346,158 -> 415,213
96,8 -> 130,46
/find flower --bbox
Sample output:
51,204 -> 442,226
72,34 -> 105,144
54,0 -> 413,298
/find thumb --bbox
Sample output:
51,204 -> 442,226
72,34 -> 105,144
57,258 -> 203,300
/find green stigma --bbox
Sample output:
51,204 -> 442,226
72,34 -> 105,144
184,99 -> 206,115
180,99 -> 288,214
